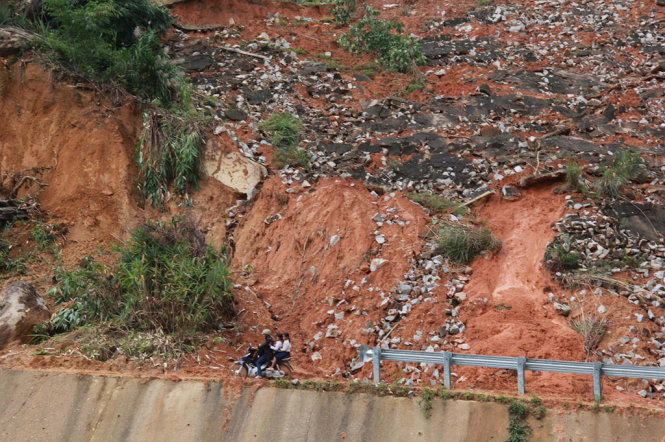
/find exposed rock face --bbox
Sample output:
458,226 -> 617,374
603,202 -> 665,242
203,144 -> 267,198
0,26 -> 36,57
0,281 -> 50,350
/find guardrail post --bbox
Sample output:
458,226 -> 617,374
373,346 -> 381,385
517,357 -> 526,395
593,362 -> 602,402
443,352 -> 452,389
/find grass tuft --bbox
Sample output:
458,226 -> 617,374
435,222 -> 501,264
260,112 -> 310,169
570,316 -> 608,358
593,150 -> 644,198
407,193 -> 467,216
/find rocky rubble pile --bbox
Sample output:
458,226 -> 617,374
544,196 -> 665,397
167,0 -> 665,396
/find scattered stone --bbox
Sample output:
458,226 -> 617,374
225,107 -> 248,121
501,185 -> 521,200
370,258 -> 387,272
554,302 -> 572,317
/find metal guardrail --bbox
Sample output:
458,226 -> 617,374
357,345 -> 665,402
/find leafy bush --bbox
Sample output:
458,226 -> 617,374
436,223 -> 501,264
136,100 -> 205,205
114,221 -> 234,336
331,0 -> 356,24
37,219 -> 234,344
41,0 -> 176,103
338,6 -> 426,73
544,242 -> 580,271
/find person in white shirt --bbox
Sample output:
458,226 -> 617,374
269,332 -> 291,370
266,334 -> 283,371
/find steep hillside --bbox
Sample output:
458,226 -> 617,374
1,0 -> 665,411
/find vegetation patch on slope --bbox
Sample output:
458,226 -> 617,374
33,219 -> 234,358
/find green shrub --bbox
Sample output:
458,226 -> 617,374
594,168 -> 627,198
273,145 -> 311,169
37,219 -> 234,343
136,101 -> 205,206
331,0 -> 356,24
612,150 -> 643,179
436,223 -> 501,264
420,387 -> 435,418
545,242 -> 580,271
0,236 -> 27,275
41,0 -> 176,103
508,401 -> 529,419
564,158 -> 585,192
0,3 -> 14,25
338,6 -> 426,73
507,400 -> 531,442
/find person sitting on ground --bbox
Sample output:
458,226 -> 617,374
269,332 -> 291,370
266,333 -> 283,371
256,329 -> 274,378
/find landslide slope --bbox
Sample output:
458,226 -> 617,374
1,0 -> 665,410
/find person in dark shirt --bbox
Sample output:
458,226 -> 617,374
256,329 -> 274,377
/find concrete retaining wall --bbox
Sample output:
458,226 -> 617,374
0,369 -> 663,441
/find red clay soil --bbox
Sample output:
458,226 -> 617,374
0,62 -> 142,263
462,186 -> 583,361
223,175 -> 429,377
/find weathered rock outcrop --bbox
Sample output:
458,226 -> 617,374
0,281 -> 49,349
203,143 -> 267,198
0,26 -> 37,57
